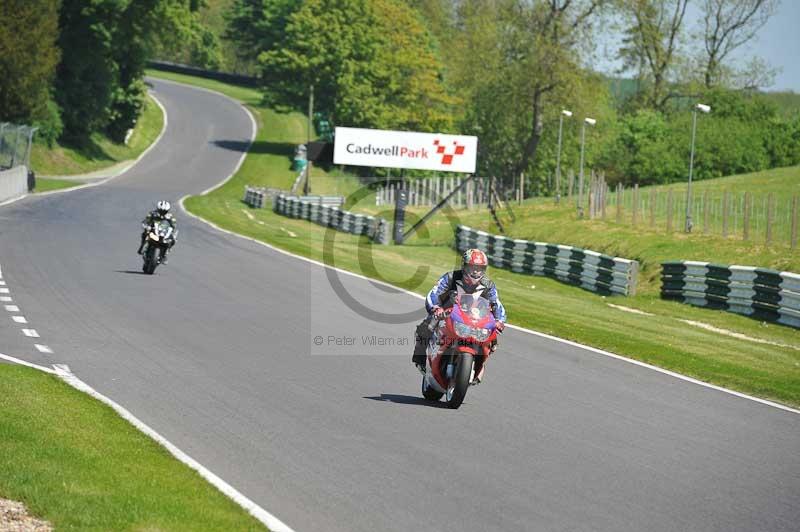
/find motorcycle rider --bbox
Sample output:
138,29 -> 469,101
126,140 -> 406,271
412,248 -> 507,375
137,200 -> 177,264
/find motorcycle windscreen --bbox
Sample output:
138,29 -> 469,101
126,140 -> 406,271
455,294 -> 491,326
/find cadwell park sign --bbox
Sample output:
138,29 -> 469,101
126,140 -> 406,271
333,127 -> 478,174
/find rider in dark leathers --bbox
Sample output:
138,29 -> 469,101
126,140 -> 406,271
137,200 -> 177,264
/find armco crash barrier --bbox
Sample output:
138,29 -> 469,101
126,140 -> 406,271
0,165 -> 29,203
455,225 -> 639,296
274,194 -> 390,244
243,186 -> 345,209
661,261 -> 800,329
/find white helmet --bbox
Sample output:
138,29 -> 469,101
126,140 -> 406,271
156,200 -> 171,215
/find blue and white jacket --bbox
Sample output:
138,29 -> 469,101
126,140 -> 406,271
425,270 -> 507,322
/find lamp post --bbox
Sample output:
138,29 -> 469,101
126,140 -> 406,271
685,103 -> 710,233
578,117 -> 596,218
555,109 -> 572,204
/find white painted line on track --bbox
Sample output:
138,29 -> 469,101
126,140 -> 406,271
0,90 -> 294,532
0,350 -> 294,531
0,297 -> 11,302
0,352 -> 56,374
0,91 -> 168,207
5,305 -> 19,312
176,81 -> 800,416
0,288 -> 9,294
50,364 -> 295,532
12,316 -> 27,324
34,344 -> 53,354
0,280 -> 5,285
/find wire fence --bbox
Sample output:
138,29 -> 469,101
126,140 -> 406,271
578,173 -> 798,248
0,123 -> 37,170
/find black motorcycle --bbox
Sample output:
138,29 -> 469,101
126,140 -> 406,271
140,220 -> 175,274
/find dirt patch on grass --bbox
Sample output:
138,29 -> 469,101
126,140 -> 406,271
0,499 -> 52,531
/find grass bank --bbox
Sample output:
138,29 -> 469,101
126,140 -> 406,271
149,68 -> 800,408
30,92 -> 164,177
0,364 -> 266,530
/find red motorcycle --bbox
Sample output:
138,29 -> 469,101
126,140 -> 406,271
422,293 -> 499,409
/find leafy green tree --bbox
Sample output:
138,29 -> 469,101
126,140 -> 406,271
56,0 -> 204,141
0,0 -> 62,144
258,0 -> 454,132
224,0 -> 295,72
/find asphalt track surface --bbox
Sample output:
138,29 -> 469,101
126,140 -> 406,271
1,79 -> 798,532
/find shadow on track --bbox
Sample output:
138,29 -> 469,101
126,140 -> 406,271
115,270 -> 148,275
363,394 -> 451,408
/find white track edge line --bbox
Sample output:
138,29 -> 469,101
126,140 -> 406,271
0,93 -> 293,530
172,80 -> 799,416
0,352 -> 292,532
51,365 -> 295,532
0,352 -> 56,374
0,92 -> 169,206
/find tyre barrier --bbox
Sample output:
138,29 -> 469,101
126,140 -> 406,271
244,186 -> 344,209
274,194 -> 390,244
661,261 -> 800,329
455,225 -> 639,296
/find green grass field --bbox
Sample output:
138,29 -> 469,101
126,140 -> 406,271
32,177 -> 84,193
149,68 -> 800,408
30,93 -> 164,177
0,365 -> 266,530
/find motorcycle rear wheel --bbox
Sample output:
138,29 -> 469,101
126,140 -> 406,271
445,353 -> 473,409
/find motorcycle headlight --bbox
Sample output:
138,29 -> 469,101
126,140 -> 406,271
474,328 -> 490,342
453,321 -> 473,339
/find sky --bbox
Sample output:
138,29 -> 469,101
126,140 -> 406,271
594,0 -> 800,92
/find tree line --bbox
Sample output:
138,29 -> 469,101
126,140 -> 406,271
0,0 -> 214,146
222,0 -> 799,189
3,0 -> 797,189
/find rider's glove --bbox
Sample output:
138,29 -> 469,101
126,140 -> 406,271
431,306 -> 445,320
496,321 -> 505,333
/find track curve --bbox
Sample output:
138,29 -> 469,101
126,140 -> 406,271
0,78 -> 798,532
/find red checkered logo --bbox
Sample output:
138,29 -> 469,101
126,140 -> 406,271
433,139 -> 465,165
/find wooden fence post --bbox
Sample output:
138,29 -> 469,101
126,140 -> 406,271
649,188 -> 656,227
632,184 -> 639,226
766,192 -> 775,246
666,190 -> 674,232
702,190 -> 710,234
792,196 -> 798,249
616,183 -> 622,223
743,192 -> 750,241
722,191 -> 730,238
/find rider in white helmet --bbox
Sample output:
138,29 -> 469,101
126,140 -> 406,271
138,200 -> 177,263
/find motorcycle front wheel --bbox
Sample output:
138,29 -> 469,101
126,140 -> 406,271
445,352 -> 473,409
143,246 -> 158,275
422,375 -> 443,401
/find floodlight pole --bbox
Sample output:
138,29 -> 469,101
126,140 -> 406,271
685,103 -> 710,233
555,109 -> 572,204
578,117 -> 595,218
304,84 -> 314,195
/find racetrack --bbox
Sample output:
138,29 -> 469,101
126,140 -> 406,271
0,78 -> 798,532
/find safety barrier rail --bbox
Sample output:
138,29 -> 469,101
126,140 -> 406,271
661,261 -> 800,329
244,186 -> 344,210
274,194 -> 389,244
455,225 -> 639,296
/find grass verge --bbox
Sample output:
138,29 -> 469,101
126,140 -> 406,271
33,178 -> 84,193
30,92 -> 164,177
0,364 -> 266,530
150,68 -> 800,408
